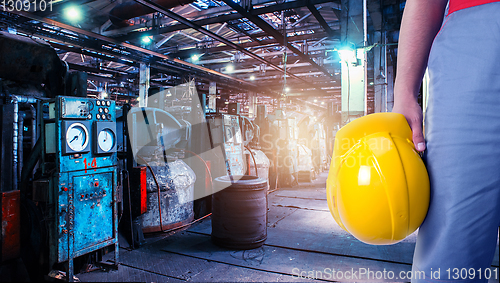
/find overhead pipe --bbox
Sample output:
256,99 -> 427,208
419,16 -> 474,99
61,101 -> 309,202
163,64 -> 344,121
12,97 -> 18,192
109,0 -> 196,27
30,104 -> 37,149
18,112 -> 25,182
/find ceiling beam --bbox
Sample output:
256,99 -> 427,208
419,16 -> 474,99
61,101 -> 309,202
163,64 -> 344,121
9,10 -> 254,87
133,0 -> 310,84
114,0 -> 338,42
220,0 -> 334,79
307,2 -> 336,37
165,31 -> 330,58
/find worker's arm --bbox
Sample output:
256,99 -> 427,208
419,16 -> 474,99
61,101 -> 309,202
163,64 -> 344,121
392,0 -> 448,151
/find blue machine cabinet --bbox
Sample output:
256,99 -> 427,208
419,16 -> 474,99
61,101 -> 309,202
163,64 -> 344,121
43,96 -> 119,281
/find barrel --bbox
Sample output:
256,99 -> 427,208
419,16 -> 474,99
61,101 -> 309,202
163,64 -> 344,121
211,175 -> 267,249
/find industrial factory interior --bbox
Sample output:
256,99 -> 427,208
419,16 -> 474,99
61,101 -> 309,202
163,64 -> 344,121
0,0 -> 498,282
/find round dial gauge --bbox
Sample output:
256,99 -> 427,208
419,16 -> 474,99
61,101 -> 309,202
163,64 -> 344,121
66,123 -> 89,152
98,128 -> 115,152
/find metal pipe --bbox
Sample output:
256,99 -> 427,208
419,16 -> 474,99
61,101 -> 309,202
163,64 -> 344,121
291,11 -> 314,27
18,112 -> 25,181
178,31 -> 202,42
155,33 -> 177,48
11,95 -> 38,191
29,104 -> 38,174
215,22 -> 227,35
12,97 -> 18,192
363,0 -> 368,116
30,104 -> 36,149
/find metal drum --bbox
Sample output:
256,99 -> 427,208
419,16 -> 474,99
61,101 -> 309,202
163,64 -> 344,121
211,175 -> 267,249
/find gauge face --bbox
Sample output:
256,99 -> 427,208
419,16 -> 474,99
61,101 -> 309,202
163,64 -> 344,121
98,129 -> 115,152
66,123 -> 89,152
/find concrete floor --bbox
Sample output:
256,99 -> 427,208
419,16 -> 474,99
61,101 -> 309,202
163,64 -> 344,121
78,172 -> 500,282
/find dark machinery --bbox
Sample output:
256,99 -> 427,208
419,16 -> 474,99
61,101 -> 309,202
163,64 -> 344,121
0,32 -> 117,282
121,106 -> 196,234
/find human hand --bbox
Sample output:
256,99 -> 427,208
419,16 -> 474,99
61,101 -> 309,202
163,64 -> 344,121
392,98 -> 425,152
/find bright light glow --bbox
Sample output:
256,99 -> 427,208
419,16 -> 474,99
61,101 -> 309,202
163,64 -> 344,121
358,166 -> 371,186
100,91 -> 108,99
249,75 -> 255,81
65,7 -> 81,21
338,49 -> 356,63
142,36 -> 152,44
321,101 -> 325,105
226,64 -> 234,73
191,54 -> 200,62
314,99 -> 318,103
285,87 -> 290,92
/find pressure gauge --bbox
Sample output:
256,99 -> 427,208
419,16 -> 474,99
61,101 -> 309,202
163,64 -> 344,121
63,121 -> 91,154
94,122 -> 117,154
98,128 -> 115,152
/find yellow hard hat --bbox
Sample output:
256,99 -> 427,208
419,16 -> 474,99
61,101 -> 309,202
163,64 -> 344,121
326,113 -> 429,245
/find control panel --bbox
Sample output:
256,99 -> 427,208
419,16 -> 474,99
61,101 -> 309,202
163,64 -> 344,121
46,96 -> 117,172
42,96 -> 118,277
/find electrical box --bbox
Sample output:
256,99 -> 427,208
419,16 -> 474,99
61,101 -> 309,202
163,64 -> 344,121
42,96 -> 118,280
227,103 -> 240,115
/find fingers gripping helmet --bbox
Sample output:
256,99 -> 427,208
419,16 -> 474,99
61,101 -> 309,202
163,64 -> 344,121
326,113 -> 429,245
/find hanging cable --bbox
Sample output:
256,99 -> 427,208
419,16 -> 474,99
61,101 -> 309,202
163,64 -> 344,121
244,145 -> 259,177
